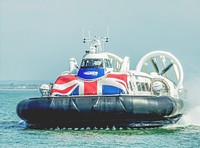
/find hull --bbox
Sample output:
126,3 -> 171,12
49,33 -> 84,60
16,95 -> 183,129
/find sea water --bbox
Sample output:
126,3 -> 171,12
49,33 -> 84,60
0,89 -> 200,148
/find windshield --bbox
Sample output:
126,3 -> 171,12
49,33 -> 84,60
81,59 -> 103,68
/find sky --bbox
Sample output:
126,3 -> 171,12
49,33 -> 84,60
0,0 -> 200,83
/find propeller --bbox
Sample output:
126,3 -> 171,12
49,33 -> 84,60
160,62 -> 173,75
151,57 -> 174,76
151,58 -> 159,74
136,51 -> 184,89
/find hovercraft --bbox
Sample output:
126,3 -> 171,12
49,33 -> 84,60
17,36 -> 185,129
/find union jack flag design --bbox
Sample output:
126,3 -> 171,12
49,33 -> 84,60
51,73 -> 128,96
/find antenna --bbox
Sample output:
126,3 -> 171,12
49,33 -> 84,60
82,28 -> 110,53
83,27 -> 91,43
83,27 -> 85,43
106,26 -> 109,42
88,31 -> 91,40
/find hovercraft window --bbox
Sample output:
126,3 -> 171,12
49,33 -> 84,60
141,82 -> 146,91
145,83 -> 150,91
136,82 -> 150,92
81,59 -> 103,68
136,82 -> 142,91
104,59 -> 112,68
129,81 -> 133,91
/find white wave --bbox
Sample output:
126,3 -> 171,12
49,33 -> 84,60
177,77 -> 200,126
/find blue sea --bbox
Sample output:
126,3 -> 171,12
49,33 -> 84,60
0,89 -> 200,147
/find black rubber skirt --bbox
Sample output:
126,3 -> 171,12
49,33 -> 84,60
16,95 -> 184,129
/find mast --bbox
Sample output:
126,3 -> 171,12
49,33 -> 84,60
82,29 -> 109,54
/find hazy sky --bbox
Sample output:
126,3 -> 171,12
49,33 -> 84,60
0,0 -> 200,83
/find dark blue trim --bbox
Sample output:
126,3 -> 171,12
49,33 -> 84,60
77,68 -> 105,80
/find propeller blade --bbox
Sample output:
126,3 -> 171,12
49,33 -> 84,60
160,62 -> 173,75
151,58 -> 159,73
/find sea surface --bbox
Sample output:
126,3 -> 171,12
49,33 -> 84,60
0,89 -> 200,148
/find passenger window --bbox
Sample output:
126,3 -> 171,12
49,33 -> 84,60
145,83 -> 150,91
105,59 -> 112,68
136,82 -> 141,91
129,81 -> 133,91
141,82 -> 146,91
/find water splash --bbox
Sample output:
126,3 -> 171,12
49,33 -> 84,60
178,77 -> 200,126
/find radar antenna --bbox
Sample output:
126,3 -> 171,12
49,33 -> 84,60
82,27 -> 109,54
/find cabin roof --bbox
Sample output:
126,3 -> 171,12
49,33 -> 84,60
83,53 -> 109,59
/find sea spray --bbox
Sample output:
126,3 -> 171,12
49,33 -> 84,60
178,77 -> 200,126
